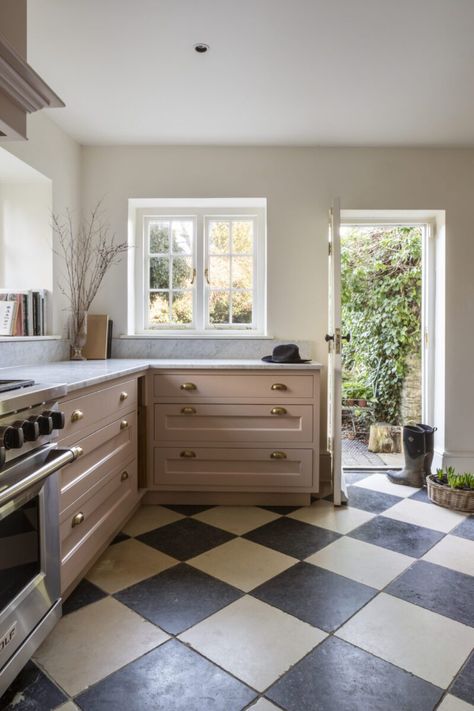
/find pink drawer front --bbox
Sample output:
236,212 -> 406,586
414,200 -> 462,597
153,372 -> 315,400
154,404 -> 313,444
154,447 -> 313,489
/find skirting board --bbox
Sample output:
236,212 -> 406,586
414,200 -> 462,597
144,491 -> 312,506
434,448 -> 474,473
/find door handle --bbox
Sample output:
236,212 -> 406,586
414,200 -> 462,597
324,334 -> 334,342
341,333 -> 351,342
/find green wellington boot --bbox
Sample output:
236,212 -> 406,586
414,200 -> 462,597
387,424 -> 426,487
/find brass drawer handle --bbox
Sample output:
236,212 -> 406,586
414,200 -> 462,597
121,470 -> 129,481
71,512 -> 85,528
74,446 -> 84,457
181,407 -> 197,415
120,420 -> 129,430
180,450 -> 196,458
180,382 -> 197,391
271,407 -> 287,416
71,409 -> 84,423
271,383 -> 287,391
270,451 -> 287,459
120,391 -> 128,401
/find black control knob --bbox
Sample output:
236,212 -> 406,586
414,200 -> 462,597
36,414 -> 53,435
42,410 -> 66,431
0,425 -> 24,450
22,419 -> 40,442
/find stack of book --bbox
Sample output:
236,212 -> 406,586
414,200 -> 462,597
0,290 -> 48,336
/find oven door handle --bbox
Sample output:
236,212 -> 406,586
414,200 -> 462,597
0,446 -> 82,508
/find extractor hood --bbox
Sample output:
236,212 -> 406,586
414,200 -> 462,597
0,31 -> 64,140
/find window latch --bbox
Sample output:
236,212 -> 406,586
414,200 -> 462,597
204,267 -> 210,285
190,267 -> 197,285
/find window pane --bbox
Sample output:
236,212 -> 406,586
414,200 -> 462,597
209,221 -> 230,254
172,291 -> 193,324
209,256 -> 230,288
150,257 -> 169,289
149,292 -> 169,324
150,222 -> 169,253
232,256 -> 253,289
232,290 -> 253,324
232,221 -> 253,254
209,290 -> 230,324
172,221 -> 193,254
172,257 -> 193,288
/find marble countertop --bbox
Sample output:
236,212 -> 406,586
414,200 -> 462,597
0,358 -> 322,395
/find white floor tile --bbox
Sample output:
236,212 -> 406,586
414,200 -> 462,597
86,538 -> 177,593
122,505 -> 184,536
382,498 -> 468,533
353,473 -> 420,498
34,597 -> 168,696
336,592 -> 474,688
188,537 -> 297,592
288,499 -> 374,534
422,535 -> 474,576
248,699 -> 281,711
305,536 -> 413,589
437,695 -> 474,711
192,505 -> 279,535
179,596 -> 326,692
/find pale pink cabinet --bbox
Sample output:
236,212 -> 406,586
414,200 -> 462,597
148,369 -> 320,501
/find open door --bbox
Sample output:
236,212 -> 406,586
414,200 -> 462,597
326,199 -> 347,505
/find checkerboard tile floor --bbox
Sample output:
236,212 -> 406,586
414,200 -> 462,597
3,472 -> 474,711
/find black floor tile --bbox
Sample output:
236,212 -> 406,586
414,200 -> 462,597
243,517 -> 340,559
349,515 -> 444,557
409,488 -> 431,503
265,636 -> 443,711
451,650 -> 474,704
251,561 -> 376,632
386,560 -> 474,627
344,471 -> 377,485
74,639 -> 256,711
0,661 -> 67,711
111,531 -> 131,544
259,505 -> 301,515
346,486 -> 402,514
162,504 -> 215,516
451,516 -> 474,541
137,518 -> 234,561
62,579 -> 108,616
115,563 -> 242,634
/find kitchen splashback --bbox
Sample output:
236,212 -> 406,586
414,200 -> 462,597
0,338 -> 69,368
112,338 -> 313,361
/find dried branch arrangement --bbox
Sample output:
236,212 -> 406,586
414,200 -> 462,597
52,201 -> 128,314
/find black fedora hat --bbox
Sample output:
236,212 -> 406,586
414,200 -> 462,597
262,343 -> 311,363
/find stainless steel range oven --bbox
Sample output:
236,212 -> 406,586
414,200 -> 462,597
0,382 -> 82,695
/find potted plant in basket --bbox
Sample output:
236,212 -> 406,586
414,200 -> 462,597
427,466 -> 474,513
53,202 -> 128,360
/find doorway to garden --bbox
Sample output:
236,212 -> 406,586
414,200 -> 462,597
339,216 -> 434,470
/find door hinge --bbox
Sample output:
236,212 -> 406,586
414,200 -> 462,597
328,242 -> 332,256
327,435 -> 333,451
424,331 -> 429,347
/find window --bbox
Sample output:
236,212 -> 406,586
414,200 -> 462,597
133,200 -> 266,335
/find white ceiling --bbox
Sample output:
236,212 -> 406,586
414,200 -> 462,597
27,0 -> 474,146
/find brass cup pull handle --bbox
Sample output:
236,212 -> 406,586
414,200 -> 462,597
270,451 -> 287,459
120,391 -> 128,401
271,383 -> 287,391
180,382 -> 197,391
71,512 -> 85,528
271,407 -> 287,416
71,409 -> 84,423
121,470 -> 129,482
120,420 -> 129,430
181,407 -> 197,415
180,450 -> 196,458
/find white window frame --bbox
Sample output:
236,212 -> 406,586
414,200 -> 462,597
133,202 -> 267,336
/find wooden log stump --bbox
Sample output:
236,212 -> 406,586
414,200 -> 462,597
368,423 -> 402,453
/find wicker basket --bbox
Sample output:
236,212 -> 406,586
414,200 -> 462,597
427,475 -> 474,513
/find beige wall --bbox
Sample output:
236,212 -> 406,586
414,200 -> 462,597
4,112 -> 82,333
81,145 -> 474,471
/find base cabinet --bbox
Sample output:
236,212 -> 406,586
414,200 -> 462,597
148,369 -> 320,500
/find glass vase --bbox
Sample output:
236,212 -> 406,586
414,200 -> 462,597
69,310 -> 88,360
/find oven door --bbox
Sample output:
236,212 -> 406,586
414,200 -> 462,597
0,445 -> 77,680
